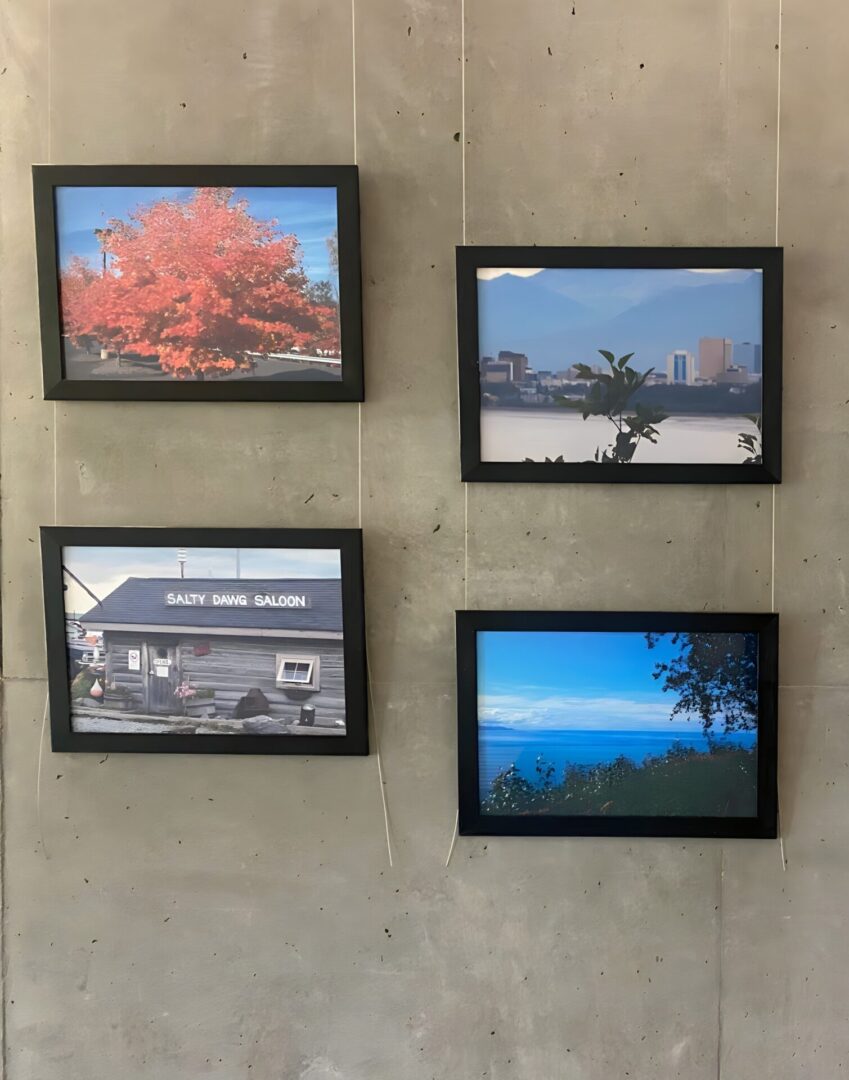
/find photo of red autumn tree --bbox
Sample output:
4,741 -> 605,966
58,188 -> 341,380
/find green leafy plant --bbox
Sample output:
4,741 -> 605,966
555,349 -> 668,463
481,743 -> 757,817
737,413 -> 762,464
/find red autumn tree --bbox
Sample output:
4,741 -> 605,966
59,188 -> 341,379
59,256 -> 128,353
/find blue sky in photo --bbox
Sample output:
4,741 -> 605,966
54,185 -> 339,284
478,629 -> 713,734
476,267 -> 763,370
62,545 -> 341,616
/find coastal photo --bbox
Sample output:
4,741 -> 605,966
34,166 -> 363,400
456,612 -> 778,837
457,247 -> 782,483
42,528 -> 367,754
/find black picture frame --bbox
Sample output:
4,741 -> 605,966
456,610 -> 778,838
457,246 -> 782,484
33,164 -> 363,401
42,526 -> 368,755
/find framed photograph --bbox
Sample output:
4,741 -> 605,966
41,527 -> 367,755
457,247 -> 782,483
33,165 -> 363,401
456,611 -> 778,838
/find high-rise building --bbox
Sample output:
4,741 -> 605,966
699,337 -> 733,381
480,359 -> 513,383
716,366 -> 750,385
734,341 -> 762,375
666,349 -> 696,386
498,350 -> 528,382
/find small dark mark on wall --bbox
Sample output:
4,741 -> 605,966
304,492 -> 315,504
548,46 -> 552,55
179,102 -> 187,109
242,51 -> 248,59
640,62 -> 645,69
453,131 -> 461,142
56,774 -> 62,780
407,25 -> 411,35
432,524 -> 441,533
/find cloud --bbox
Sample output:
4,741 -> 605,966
478,692 -> 699,732
476,267 -> 545,281
61,545 -> 342,615
684,267 -> 762,274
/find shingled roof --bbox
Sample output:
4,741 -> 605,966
79,577 -> 343,634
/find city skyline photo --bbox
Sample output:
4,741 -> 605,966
475,265 -> 766,468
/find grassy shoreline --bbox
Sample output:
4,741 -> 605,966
482,741 -> 757,818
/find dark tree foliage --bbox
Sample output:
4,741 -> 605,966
556,349 -> 668,464
737,412 -> 763,465
646,631 -> 759,735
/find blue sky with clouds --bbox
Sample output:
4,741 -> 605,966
62,546 -> 341,616
478,630 -> 706,733
55,185 -> 339,284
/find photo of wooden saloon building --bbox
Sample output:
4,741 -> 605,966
72,577 -> 346,735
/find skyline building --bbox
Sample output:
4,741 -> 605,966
698,337 -> 733,381
734,341 -> 762,375
666,349 -> 696,386
498,350 -> 528,382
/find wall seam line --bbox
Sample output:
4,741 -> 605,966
461,0 -> 468,614
351,0 -> 392,869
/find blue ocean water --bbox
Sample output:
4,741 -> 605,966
478,726 -> 758,793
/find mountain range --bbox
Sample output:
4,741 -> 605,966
477,268 -> 763,372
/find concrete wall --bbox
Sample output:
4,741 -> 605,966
0,1 -> 847,1076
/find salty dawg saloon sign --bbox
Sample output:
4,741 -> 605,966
165,591 -> 312,609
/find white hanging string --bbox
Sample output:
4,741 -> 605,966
351,0 -> 393,869
774,0 -> 785,873
36,695 -> 51,860
446,0 -> 468,872
35,0 -> 56,862
444,809 -> 459,867
771,0 -> 782,615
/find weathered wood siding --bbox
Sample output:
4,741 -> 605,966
106,638 -> 146,709
105,631 -> 346,725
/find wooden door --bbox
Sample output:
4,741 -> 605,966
145,645 -> 178,714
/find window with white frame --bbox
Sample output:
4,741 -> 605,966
275,654 -> 320,691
